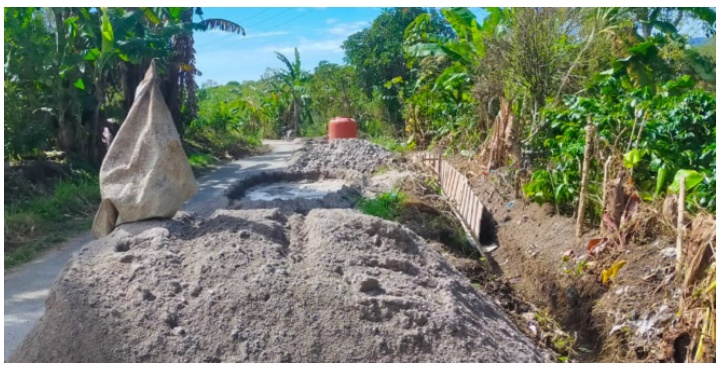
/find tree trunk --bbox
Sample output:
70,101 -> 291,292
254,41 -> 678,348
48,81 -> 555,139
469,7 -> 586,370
576,123 -> 595,237
162,67 -> 183,137
123,61 -> 147,115
293,97 -> 300,133
676,176 -> 686,272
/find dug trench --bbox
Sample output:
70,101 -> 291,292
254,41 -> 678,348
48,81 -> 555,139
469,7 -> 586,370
438,156 -> 615,361
446,155 -> 701,363
389,164 -> 590,362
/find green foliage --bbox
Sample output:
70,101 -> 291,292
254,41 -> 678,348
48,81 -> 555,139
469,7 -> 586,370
528,73 -> 716,212
356,189 -> 407,221
188,83 -> 263,156
372,136 -> 416,155
4,172 -> 100,268
343,8 -> 447,128
4,7 -> 244,163
523,170 -> 579,210
271,48 -> 314,135
188,153 -> 217,169
400,7 -> 498,146
307,61 -> 367,133
668,169 -> 704,194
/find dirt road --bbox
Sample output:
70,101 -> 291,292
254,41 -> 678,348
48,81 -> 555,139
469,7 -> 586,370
3,140 -> 302,361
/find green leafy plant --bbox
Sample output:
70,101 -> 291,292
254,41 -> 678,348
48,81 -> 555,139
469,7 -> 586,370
356,189 -> 407,221
372,136 -> 416,154
188,153 -> 217,169
4,173 -> 100,268
528,73 -> 715,213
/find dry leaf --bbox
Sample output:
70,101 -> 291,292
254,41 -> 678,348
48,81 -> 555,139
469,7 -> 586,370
601,260 -> 627,284
586,237 -> 607,255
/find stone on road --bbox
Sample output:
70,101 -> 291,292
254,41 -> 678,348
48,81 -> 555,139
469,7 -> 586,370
3,140 -> 302,361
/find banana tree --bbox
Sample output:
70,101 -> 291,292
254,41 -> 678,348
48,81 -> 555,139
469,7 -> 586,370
121,7 -> 245,134
404,7 -> 511,69
401,7 -> 507,144
273,48 -> 313,134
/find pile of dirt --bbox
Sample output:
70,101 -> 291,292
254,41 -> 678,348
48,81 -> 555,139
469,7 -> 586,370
289,139 -> 394,174
12,208 -> 546,362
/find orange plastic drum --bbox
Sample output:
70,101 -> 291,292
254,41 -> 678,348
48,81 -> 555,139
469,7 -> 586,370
328,117 -> 357,140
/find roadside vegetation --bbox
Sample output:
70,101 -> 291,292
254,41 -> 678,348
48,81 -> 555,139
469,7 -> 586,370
4,7 -> 251,265
5,169 -> 100,268
4,6 -> 716,361
357,189 -> 407,221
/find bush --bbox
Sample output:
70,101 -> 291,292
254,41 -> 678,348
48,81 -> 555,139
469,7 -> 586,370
187,153 -> 217,169
526,75 -> 716,214
4,173 -> 100,268
356,189 -> 407,220
372,136 -> 416,155
184,126 -> 261,158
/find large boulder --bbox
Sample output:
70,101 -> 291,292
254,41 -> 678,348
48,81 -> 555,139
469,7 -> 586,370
92,64 -> 197,238
13,209 -> 545,362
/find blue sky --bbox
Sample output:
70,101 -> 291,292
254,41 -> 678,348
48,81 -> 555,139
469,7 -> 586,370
194,7 -> 487,85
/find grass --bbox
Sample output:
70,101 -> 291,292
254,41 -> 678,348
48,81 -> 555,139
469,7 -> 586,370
371,136 -> 416,155
356,189 -> 407,221
188,153 -> 218,168
4,175 -> 100,268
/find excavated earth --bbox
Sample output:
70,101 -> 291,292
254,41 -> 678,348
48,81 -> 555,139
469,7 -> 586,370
288,138 -> 396,174
12,139 -> 547,362
12,209 -> 545,362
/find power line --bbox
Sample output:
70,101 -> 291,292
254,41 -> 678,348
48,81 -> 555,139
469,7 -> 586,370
201,8 -> 293,50
245,8 -> 292,28
239,8 -> 271,23
257,8 -> 316,32
202,8 -> 315,54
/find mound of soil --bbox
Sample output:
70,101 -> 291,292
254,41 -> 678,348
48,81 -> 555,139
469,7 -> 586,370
289,139 -> 393,174
12,208 -> 544,363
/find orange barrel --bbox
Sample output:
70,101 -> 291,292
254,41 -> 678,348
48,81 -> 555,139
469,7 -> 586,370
328,117 -> 357,140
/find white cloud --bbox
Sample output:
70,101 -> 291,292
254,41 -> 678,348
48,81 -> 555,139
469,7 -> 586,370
245,31 -> 289,39
260,38 -> 346,55
326,21 -> 369,37
326,18 -> 338,24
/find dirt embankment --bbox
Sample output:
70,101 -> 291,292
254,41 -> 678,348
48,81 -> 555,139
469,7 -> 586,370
448,156 -> 708,362
12,208 -> 545,362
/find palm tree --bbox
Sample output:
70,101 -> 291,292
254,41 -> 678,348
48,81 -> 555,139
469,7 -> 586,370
273,48 -> 312,134
122,7 -> 245,136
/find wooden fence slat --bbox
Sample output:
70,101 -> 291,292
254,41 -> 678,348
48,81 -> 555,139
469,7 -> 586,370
460,180 -> 469,217
466,184 -> 473,220
470,196 -> 478,238
463,183 -> 470,219
417,152 -> 488,253
449,168 -> 458,202
457,180 -> 464,215
456,174 -> 463,209
473,199 -> 481,238
464,186 -> 471,221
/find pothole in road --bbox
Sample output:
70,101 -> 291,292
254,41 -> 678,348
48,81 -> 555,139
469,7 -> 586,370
244,179 -> 348,201
224,169 -> 363,214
